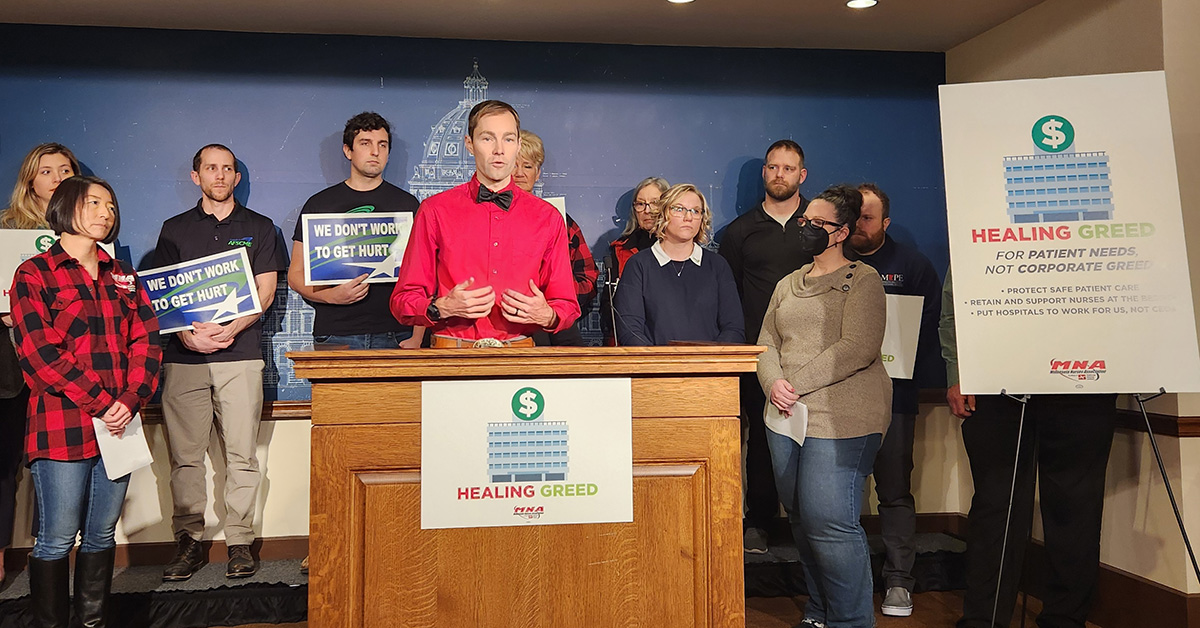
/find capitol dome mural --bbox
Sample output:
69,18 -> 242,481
408,62 -> 542,201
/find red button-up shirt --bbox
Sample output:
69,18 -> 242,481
11,243 -> 162,463
391,176 -> 581,340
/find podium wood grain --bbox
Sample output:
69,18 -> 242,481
292,346 -> 762,628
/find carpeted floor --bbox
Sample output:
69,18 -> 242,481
0,558 -> 307,600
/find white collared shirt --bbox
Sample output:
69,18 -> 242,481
650,240 -> 703,268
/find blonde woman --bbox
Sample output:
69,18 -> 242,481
613,183 -> 743,346
1,143 -> 79,584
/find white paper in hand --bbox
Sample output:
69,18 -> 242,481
764,401 -> 808,447
91,413 -> 153,480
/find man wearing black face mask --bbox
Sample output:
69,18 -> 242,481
848,183 -> 942,617
718,139 -> 812,554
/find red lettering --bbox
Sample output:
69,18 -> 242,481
972,229 -> 988,243
1056,225 -> 1072,240
470,487 -> 480,499
1050,361 -> 1071,370
458,487 -> 471,500
1072,361 -> 1088,369
1091,360 -> 1106,369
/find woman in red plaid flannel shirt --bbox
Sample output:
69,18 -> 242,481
11,175 -> 161,628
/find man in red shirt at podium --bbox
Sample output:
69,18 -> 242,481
390,100 -> 580,347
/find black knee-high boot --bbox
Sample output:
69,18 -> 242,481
28,556 -> 70,628
73,548 -> 115,628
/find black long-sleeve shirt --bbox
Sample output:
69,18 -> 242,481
717,201 -> 812,347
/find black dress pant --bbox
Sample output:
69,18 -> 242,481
874,412 -> 917,590
740,373 -> 779,529
958,393 -> 1116,628
0,388 -> 28,548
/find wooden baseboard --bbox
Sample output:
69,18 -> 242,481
1023,539 -> 1200,628
3,535 -> 308,572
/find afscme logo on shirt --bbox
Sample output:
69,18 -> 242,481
347,205 -> 376,214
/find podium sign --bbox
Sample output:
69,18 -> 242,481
421,378 -> 633,529
940,71 -> 1200,394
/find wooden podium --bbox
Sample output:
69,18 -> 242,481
289,345 -> 762,628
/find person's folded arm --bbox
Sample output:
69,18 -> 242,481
115,275 -> 163,415
12,269 -> 114,417
714,257 -> 745,344
756,284 -> 787,394
613,258 -> 650,346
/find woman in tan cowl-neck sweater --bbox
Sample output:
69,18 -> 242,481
757,185 -> 891,628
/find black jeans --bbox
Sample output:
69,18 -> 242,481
957,393 -> 1116,628
740,373 -> 779,529
0,388 -> 29,548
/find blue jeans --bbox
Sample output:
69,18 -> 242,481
766,431 -> 883,628
313,331 -> 410,349
29,457 -> 129,560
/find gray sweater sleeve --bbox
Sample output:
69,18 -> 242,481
755,281 -> 788,395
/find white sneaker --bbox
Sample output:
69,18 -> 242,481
881,586 -> 914,617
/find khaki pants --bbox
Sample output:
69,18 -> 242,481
162,360 -> 264,546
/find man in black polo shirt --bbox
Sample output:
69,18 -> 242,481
849,183 -> 942,617
718,139 -> 812,553
286,112 -> 421,349
154,144 -> 288,581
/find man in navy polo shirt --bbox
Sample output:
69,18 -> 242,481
849,183 -> 942,617
154,144 -> 287,581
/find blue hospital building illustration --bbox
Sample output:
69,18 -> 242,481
487,419 -> 569,483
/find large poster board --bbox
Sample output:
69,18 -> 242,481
1,230 -> 114,312
940,71 -> 1200,394
421,378 -> 633,530
140,249 -> 263,334
301,212 -> 412,286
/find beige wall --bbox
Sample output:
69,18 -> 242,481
946,0 -> 1200,595
946,0 -> 1163,83
11,419 -> 312,549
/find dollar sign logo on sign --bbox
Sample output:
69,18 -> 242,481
511,387 -> 545,421
34,235 -> 56,252
1031,115 -> 1074,153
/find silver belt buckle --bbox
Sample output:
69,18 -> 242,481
472,338 -> 504,348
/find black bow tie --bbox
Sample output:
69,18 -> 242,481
476,186 -> 513,210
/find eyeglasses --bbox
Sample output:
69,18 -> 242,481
668,205 -> 703,217
632,201 -> 655,213
797,216 -> 843,230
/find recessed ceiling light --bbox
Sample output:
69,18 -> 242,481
668,0 -> 694,4
847,0 -> 877,7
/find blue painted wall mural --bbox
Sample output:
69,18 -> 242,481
0,25 -> 948,398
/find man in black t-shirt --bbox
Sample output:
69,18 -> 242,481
287,112 -> 421,349
155,144 -> 288,582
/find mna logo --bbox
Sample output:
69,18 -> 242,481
513,505 -> 544,521
228,236 -> 254,248
1049,359 -> 1106,381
